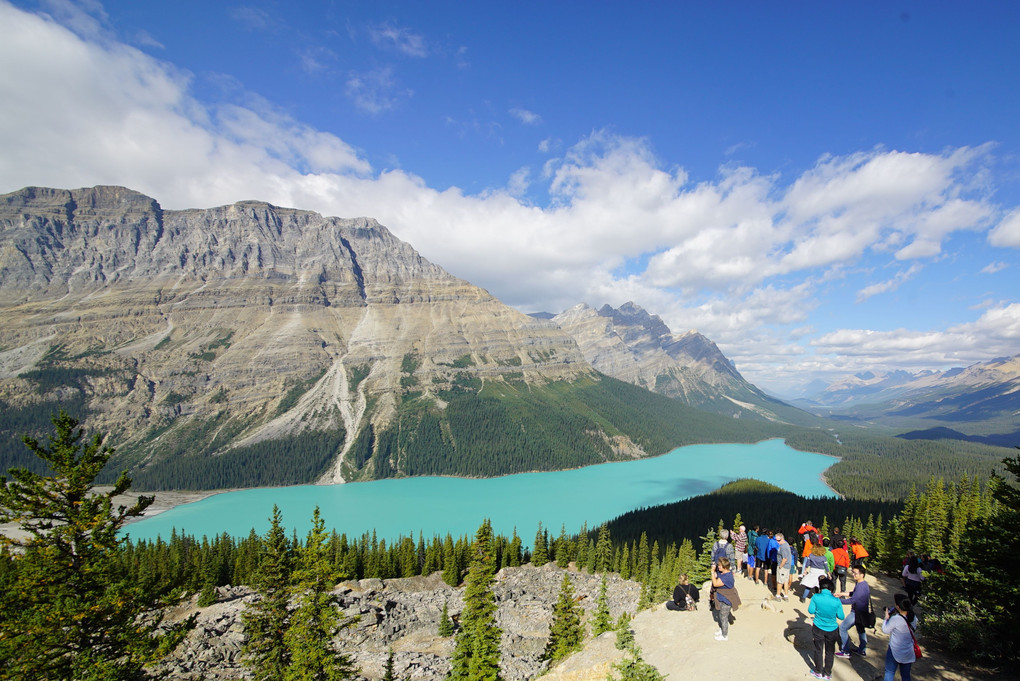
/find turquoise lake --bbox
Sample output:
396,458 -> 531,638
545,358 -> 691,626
124,439 -> 837,544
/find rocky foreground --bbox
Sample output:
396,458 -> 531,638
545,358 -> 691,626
160,565 -> 1005,681
158,564 -> 640,680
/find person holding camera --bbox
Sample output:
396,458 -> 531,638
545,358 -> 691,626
710,557 -> 739,641
882,593 -> 918,680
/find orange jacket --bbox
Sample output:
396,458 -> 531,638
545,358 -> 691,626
851,543 -> 869,560
832,547 -> 851,568
799,524 -> 819,557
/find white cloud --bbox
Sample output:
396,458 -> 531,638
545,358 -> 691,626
855,264 -> 922,302
345,67 -> 411,114
509,107 -> 542,125
988,208 -> 1020,247
981,261 -> 1008,274
368,23 -> 428,57
0,2 -> 1016,393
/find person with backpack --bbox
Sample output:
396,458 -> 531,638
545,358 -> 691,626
799,521 -> 820,575
668,573 -> 700,611
832,539 -> 851,592
712,528 -> 736,570
835,565 -> 872,658
746,525 -> 760,579
849,537 -> 870,569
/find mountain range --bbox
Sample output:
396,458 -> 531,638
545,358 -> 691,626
792,356 -> 1020,444
0,186 -> 814,489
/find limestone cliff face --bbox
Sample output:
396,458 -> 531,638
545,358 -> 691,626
0,186 -> 588,482
551,302 -> 803,422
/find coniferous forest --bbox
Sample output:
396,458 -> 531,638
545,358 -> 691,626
1,412 -> 1019,679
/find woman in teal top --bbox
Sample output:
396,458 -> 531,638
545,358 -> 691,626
808,577 -> 845,679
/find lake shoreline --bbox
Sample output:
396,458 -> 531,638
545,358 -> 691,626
122,437 -> 844,523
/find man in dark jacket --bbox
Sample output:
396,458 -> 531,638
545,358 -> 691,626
835,565 -> 871,657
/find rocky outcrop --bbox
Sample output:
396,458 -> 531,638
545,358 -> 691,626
158,565 -> 641,681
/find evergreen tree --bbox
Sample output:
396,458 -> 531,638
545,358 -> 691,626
242,505 -> 295,681
531,522 -> 548,566
438,601 -> 456,636
543,572 -> 583,663
507,529 -> 522,567
0,411 -> 189,681
284,507 -> 356,681
448,520 -> 502,681
555,524 -> 571,568
443,534 -> 460,586
591,574 -> 614,636
594,524 -> 612,573
383,649 -> 396,681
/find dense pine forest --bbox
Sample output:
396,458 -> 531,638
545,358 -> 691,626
2,412 -> 1019,678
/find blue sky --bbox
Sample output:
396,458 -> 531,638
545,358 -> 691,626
2,1 -> 1019,394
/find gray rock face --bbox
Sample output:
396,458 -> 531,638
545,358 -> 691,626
158,565 -> 640,681
0,185 -> 592,480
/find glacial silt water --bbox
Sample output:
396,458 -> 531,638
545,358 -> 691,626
124,439 -> 836,543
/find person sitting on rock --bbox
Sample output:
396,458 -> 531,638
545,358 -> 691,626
667,573 -> 699,611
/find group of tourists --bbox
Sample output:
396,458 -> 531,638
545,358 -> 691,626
672,521 -> 922,681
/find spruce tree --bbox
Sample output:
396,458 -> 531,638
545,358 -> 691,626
448,520 -> 502,681
594,524 -> 612,573
438,600 -> 456,636
242,505 -> 295,681
443,534 -> 460,586
532,522 -> 548,566
543,572 -> 583,663
591,574 -> 614,636
285,506 -> 356,681
0,411 -> 190,681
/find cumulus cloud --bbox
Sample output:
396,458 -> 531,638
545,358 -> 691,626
988,208 -> 1020,247
811,303 -> 1020,363
0,2 -> 1016,392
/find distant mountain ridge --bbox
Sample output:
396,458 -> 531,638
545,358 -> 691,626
794,355 -> 1020,438
0,185 -> 794,489
547,302 -> 818,426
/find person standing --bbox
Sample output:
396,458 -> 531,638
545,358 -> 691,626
754,528 -> 771,586
733,524 -> 749,577
882,594 -> 918,681
808,577 -> 844,680
746,525 -> 759,579
836,565 -> 872,657
832,539 -> 851,593
901,556 -> 924,605
711,557 -> 738,641
712,528 -> 736,569
775,533 -> 792,600
800,545 -> 829,602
